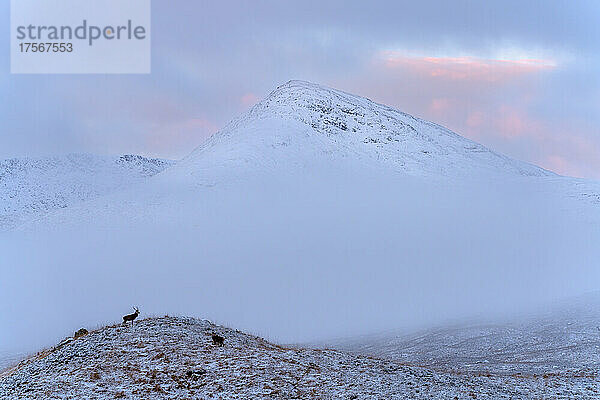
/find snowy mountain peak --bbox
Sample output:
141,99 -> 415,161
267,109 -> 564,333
262,79 -> 364,105
186,80 -> 552,178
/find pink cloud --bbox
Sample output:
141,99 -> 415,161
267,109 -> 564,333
380,52 -> 556,83
461,106 -> 600,178
466,111 -> 485,129
241,93 -> 259,107
332,53 -> 600,178
492,106 -> 543,139
540,151 -> 599,179
428,98 -> 451,117
544,155 -> 570,174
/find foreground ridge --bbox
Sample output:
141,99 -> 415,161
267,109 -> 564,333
1,316 -> 597,399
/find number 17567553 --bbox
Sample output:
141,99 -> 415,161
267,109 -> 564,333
19,42 -> 73,53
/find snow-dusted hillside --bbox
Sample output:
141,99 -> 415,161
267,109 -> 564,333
0,154 -> 173,229
327,293 -> 600,376
2,316 -> 598,399
181,80 -> 552,179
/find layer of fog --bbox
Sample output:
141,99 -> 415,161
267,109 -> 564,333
1,168 -> 598,364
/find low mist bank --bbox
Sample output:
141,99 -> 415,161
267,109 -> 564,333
1,170 -> 598,360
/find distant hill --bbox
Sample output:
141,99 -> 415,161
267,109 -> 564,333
323,292 -> 600,375
0,154 -> 173,229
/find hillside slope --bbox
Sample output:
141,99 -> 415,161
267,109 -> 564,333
328,293 -> 600,376
1,317 -> 598,399
0,154 -> 173,229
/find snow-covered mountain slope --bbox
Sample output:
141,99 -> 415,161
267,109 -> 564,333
179,80 -> 552,180
325,292 -> 600,376
2,316 -> 598,399
12,80 -> 597,232
0,154 -> 173,229
148,79 -> 600,212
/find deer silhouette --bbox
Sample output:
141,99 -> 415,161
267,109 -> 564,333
122,306 -> 140,326
212,334 -> 225,346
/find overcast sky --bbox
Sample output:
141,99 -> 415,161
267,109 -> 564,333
1,1 -> 599,178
